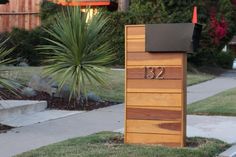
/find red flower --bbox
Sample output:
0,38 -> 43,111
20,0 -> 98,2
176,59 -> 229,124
209,10 -> 228,45
232,0 -> 236,5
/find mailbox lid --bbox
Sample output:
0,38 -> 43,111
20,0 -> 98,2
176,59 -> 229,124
146,23 -> 195,53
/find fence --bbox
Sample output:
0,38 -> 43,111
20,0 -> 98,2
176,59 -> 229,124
0,0 -> 42,32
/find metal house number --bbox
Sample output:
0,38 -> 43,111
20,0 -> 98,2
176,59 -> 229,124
145,67 -> 165,79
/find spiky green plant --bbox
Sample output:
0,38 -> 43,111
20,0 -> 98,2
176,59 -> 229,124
39,7 -> 115,106
0,39 -> 19,97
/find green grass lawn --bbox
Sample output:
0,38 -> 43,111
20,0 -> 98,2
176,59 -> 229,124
0,66 -> 43,84
1,66 -> 214,102
187,73 -> 214,86
89,70 -> 124,102
188,88 -> 236,116
15,132 -> 228,157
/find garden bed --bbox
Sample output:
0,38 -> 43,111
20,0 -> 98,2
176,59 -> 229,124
0,88 -> 119,111
0,88 -> 120,134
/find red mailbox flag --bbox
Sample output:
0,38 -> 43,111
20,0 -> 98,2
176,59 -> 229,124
192,6 -> 198,24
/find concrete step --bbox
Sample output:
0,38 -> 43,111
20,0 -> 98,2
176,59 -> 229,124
0,100 -> 47,122
1,110 -> 83,127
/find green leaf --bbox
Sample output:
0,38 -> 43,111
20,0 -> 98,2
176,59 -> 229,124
38,7 -> 115,105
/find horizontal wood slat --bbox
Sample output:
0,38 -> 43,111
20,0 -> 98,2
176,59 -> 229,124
127,79 -> 182,93
127,35 -> 145,39
126,26 -> 145,39
127,53 -> 184,66
127,67 -> 183,80
127,39 -> 145,52
127,120 -> 181,134
127,108 -> 182,121
126,26 -> 145,52
126,133 -> 181,146
125,25 -> 186,147
126,93 -> 182,107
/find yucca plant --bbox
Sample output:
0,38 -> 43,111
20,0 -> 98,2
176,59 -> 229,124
39,7 -> 115,107
0,39 -> 19,97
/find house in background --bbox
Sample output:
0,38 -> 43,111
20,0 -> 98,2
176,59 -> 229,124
48,0 -> 118,20
49,0 -> 111,6
48,0 -> 129,11
0,0 -> 129,32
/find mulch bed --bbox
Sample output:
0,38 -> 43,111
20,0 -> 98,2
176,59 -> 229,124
0,88 -> 119,111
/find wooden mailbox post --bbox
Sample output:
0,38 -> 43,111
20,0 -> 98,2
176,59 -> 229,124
125,23 -> 201,147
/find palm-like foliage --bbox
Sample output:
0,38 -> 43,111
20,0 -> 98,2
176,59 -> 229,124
39,7 -> 115,104
0,39 -> 18,97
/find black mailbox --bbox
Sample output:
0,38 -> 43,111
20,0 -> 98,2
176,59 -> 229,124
145,23 -> 202,53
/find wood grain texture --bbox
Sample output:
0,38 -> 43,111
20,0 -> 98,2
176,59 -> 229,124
181,53 -> 187,147
125,25 -> 186,147
127,39 -> 145,52
0,0 -> 41,32
126,25 -> 145,52
127,66 -> 183,80
127,120 -> 181,134
127,53 -> 184,66
126,25 -> 145,38
124,23 -> 128,145
126,93 -> 182,107
127,108 -> 182,121
127,79 -> 182,93
126,133 -> 181,146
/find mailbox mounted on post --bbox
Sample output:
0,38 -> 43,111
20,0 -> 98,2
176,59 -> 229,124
125,23 -> 202,147
146,23 -> 202,53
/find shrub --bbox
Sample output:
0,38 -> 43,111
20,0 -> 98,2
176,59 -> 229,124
0,38 -> 20,96
216,50 -> 235,69
38,7 -> 115,106
108,0 -> 236,66
0,1 -> 60,66
40,1 -> 62,22
108,12 -> 129,65
107,1 -> 161,65
0,27 -> 50,66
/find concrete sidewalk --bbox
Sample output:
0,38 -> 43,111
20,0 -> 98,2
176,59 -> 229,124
1,71 -> 236,157
187,115 -> 236,144
0,105 -> 124,157
187,71 -> 236,104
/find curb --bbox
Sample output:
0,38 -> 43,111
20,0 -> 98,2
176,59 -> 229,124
219,145 -> 236,157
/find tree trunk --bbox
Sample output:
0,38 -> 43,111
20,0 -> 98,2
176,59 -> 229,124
118,0 -> 129,12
